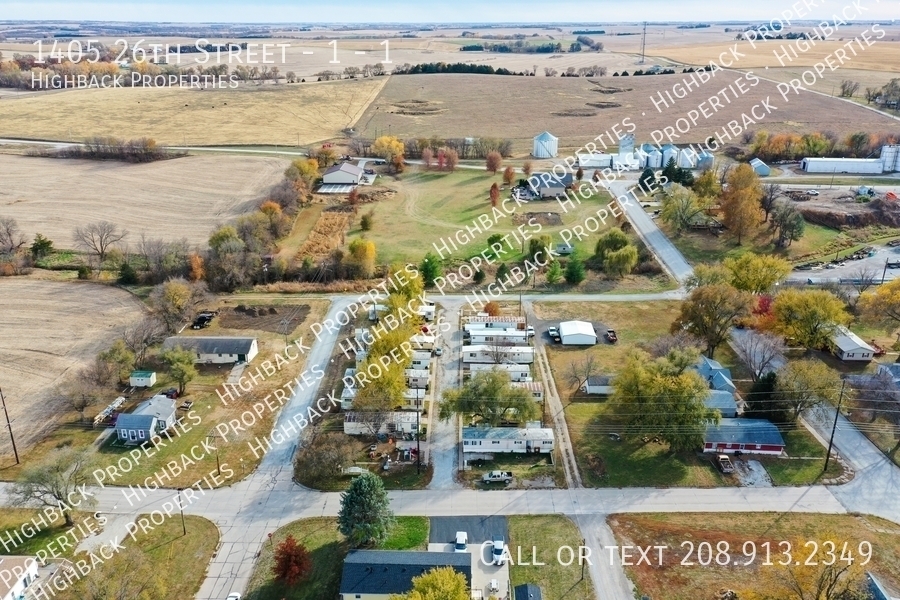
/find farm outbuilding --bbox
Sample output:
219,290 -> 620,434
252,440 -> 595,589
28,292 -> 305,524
697,150 -> 714,170
581,375 -> 614,395
800,157 -> 884,174
462,426 -> 555,453
831,326 -> 875,362
703,418 -> 785,455
129,370 -> 156,388
162,336 -> 258,364
882,144 -> 900,172
322,162 -> 363,185
576,152 -> 613,168
661,144 -> 678,167
558,321 -> 597,345
532,131 -> 559,158
677,147 -> 697,169
749,158 -> 771,176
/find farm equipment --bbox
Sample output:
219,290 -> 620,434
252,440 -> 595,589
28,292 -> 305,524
785,190 -> 811,201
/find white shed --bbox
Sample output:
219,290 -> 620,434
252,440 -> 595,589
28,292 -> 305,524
576,152 -> 612,168
532,131 -> 559,158
323,162 -> 363,184
749,157 -> 771,176
831,326 -> 875,362
559,321 -> 597,345
800,157 -> 884,174
129,370 -> 157,388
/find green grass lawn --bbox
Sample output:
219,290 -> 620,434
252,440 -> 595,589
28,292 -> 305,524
244,516 -> 427,600
461,451 -> 564,489
137,515 -> 220,599
759,426 -> 844,485
508,516 -> 594,600
0,509 -> 92,558
565,402 -> 729,488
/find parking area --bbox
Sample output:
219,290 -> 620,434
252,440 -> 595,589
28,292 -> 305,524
790,243 -> 900,282
429,516 -> 508,545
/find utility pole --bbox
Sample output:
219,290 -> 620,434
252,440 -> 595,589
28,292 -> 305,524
882,257 -> 889,285
824,380 -> 847,473
207,430 -> 221,476
177,488 -> 186,535
416,393 -> 421,475
639,22 -> 647,65
0,387 -> 19,465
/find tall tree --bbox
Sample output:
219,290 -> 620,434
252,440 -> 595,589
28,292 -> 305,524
659,184 -> 705,236
673,284 -> 753,358
638,167 -> 657,193
691,168 -> 721,201
419,252 -> 442,288
760,183 -> 783,222
485,151 -> 502,174
593,228 -> 629,262
502,165 -> 515,187
720,163 -> 763,244
483,300 -> 501,317
347,238 -> 377,279
159,346 -> 197,394
372,135 -> 405,160
150,277 -> 204,332
858,278 -> 900,334
99,338 -> 136,384
73,221 -> 128,270
489,182 -> 500,207
421,147 -> 433,169
522,161 -> 533,177
337,472 -> 395,548
603,245 -> 638,278
566,354 -> 598,393
528,235 -> 552,264
775,360 -> 841,421
121,316 -> 166,367
724,253 -> 792,294
9,448 -> 97,526
439,369 -> 538,427
564,256 -> 586,285
684,263 -> 731,291
0,217 -> 26,254
612,350 -> 716,452
272,535 -> 312,586
771,201 -> 806,247
294,431 -> 362,484
545,260 -> 562,285
731,330 -> 786,382
772,289 -> 850,350
444,148 -> 459,172
391,566 -> 469,600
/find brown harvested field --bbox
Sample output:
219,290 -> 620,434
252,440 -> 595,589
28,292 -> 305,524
0,153 -> 288,246
0,77 -> 386,145
357,71 -> 900,155
0,280 -> 144,455
295,210 -> 352,261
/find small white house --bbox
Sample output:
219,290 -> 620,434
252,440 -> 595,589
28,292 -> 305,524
468,363 -> 531,382
581,375 -> 614,395
162,336 -> 258,364
344,411 -> 419,436
831,326 -> 875,362
511,381 -> 544,402
404,368 -> 430,389
559,321 -> 597,346
462,344 -> 534,364
410,351 -> 432,370
462,427 -> 555,453
129,370 -> 157,388
323,162 -> 363,184
115,395 -> 177,445
0,556 -> 38,600
402,387 -> 426,410
466,329 -> 530,346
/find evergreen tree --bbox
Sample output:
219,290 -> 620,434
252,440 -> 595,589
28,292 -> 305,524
118,261 -> 138,284
545,260 -> 563,285
564,256 -> 586,285
638,168 -> 657,192
419,252 -> 443,288
337,472 -> 395,548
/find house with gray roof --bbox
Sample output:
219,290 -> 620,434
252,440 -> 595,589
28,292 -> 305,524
462,426 -> 554,453
694,356 -> 736,394
515,583 -> 544,600
704,389 -> 738,418
339,550 -> 471,599
831,326 -> 875,362
162,336 -> 258,364
115,395 -> 176,445
703,418 -> 785,455
582,375 -> 614,395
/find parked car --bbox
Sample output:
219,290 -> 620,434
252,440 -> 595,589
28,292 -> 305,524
161,388 -> 179,399
605,329 -> 618,343
364,168 -> 375,175
492,537 -> 507,565
374,159 -> 386,165
433,347 -> 443,357
454,531 -> 468,552
807,189 -> 820,196
547,326 -> 559,339
482,470 -> 513,484
489,579 -> 500,592
226,593 -> 241,600
715,454 -> 735,474
526,325 -> 535,337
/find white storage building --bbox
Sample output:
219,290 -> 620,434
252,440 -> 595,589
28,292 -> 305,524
750,157 -> 771,176
558,321 -> 597,346
576,152 -> 613,168
462,344 -> 534,364
532,131 -> 559,158
831,325 -> 875,362
462,427 -> 555,453
322,162 -> 363,184
800,157 -> 884,174
129,370 -> 156,388
468,363 -> 531,382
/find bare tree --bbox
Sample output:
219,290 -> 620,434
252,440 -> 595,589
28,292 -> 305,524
122,316 -> 167,366
566,354 -> 597,393
0,217 -> 26,254
731,330 -> 787,382
57,381 -> 101,423
848,265 -> 879,306
79,357 -> 116,388
760,183 -> 783,223
486,341 -> 510,364
717,163 -> 733,186
850,371 -> 900,456
642,331 -> 703,358
73,221 -> 128,270
139,233 -> 167,281
8,448 -> 97,525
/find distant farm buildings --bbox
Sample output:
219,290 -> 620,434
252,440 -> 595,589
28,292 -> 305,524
801,145 -> 900,174
749,157 -> 771,176
532,131 -> 559,158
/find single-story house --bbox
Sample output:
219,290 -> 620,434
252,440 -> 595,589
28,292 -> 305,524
404,368 -> 430,389
876,363 -> 900,385
162,336 -> 258,365
463,322 -> 523,333
705,390 -> 738,418
409,351 -> 432,370
344,411 -> 418,436
462,427 -> 555,453
468,363 -> 531,382
339,550 -> 471,600
115,395 -> 177,445
128,370 -> 156,388
559,321 -> 597,346
0,556 -> 38,600
466,329 -> 530,346
416,304 -> 435,322
462,344 -> 534,364
511,381 -> 544,402
831,326 -> 875,362
749,157 -> 771,176
694,356 -> 736,394
703,418 -> 785,455
323,162 -> 363,185
514,583 -> 544,600
581,375 -> 614,395
528,172 -> 575,199
465,315 -> 526,327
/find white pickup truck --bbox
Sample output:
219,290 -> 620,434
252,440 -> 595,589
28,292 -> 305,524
482,470 -> 513,484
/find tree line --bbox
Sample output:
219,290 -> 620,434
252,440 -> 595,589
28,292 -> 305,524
391,62 -> 528,76
28,137 -> 184,163
747,129 -> 900,162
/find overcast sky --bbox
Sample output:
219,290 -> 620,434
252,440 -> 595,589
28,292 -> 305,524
4,1 -> 898,23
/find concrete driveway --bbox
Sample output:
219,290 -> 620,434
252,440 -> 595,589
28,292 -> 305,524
430,515 -> 508,545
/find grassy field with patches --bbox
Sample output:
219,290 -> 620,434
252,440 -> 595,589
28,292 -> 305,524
609,513 -> 900,600
0,78 -> 386,145
508,516 -> 595,600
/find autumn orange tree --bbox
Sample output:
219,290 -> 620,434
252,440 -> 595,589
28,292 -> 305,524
522,161 -> 533,177
272,535 -> 312,587
721,163 -> 763,244
489,183 -> 500,207
486,150 -> 502,174
421,147 -> 433,170
502,165 -> 515,186
484,301 -> 501,316
444,148 -> 459,172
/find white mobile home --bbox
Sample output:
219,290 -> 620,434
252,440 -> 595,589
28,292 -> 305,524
462,344 -> 534,364
341,368 -> 358,410
161,336 -> 258,364
463,322 -> 524,333
410,351 -> 432,370
468,363 -> 532,382
511,381 -> 544,402
416,304 -> 435,322
466,329 -> 530,346
344,411 -> 419,436
409,333 -> 435,351
402,387 -> 426,410
462,427 -> 555,453
464,315 -> 526,327
404,368 -> 430,389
